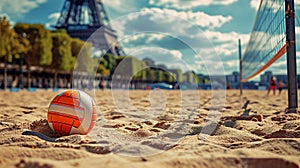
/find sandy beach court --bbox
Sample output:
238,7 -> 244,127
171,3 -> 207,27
0,90 -> 299,168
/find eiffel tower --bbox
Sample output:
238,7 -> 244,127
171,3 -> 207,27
54,0 -> 125,56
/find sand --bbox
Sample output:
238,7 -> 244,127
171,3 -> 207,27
0,89 -> 300,168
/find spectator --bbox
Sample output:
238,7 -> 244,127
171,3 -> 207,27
267,76 -> 276,96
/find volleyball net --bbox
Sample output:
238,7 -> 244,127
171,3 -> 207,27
241,0 -> 287,82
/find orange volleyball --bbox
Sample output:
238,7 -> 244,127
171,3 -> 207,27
47,89 -> 97,135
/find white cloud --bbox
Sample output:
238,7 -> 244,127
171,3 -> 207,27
195,31 -> 250,59
122,30 -> 245,75
224,60 -> 238,67
271,59 -> 286,68
250,0 -> 261,10
168,50 -> 183,59
144,8 -> 232,29
192,30 -> 251,74
0,0 -> 48,18
120,30 -> 250,63
102,0 -> 141,14
149,0 -> 238,9
106,5 -> 266,75
267,58 -> 287,74
110,7 -> 234,57
251,0 -> 289,12
204,30 -> 250,45
127,47 -> 183,62
147,33 -> 166,42
45,12 -> 60,29
194,59 -> 225,75
113,7 -> 232,38
122,33 -> 165,44
109,7 -> 248,75
122,34 -> 145,43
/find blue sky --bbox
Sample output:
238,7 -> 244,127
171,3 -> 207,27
0,0 -> 300,79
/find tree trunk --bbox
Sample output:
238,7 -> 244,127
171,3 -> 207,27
27,63 -> 31,89
54,71 -> 58,88
69,71 -> 73,88
4,55 -> 7,90
19,54 -> 24,89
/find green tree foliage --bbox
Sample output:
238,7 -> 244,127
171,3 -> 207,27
98,56 -> 108,68
131,57 -> 146,80
50,30 -> 74,71
14,23 -> 52,88
0,17 -> 30,89
147,69 -> 157,82
156,70 -> 164,82
202,77 -> 210,84
139,68 -> 175,83
118,56 -> 147,80
50,30 -> 75,87
164,71 -> 176,83
14,23 -> 52,66
9,30 -> 30,61
0,19 -> 30,62
0,17 -> 12,90
1,20 -> 195,87
97,64 -> 110,75
0,17 -> 11,58
96,57 -> 110,75
71,38 -> 94,73
103,53 -> 116,74
70,38 -> 82,58
131,59 -> 177,83
0,17 -> 27,62
115,56 -> 126,66
192,71 -> 201,84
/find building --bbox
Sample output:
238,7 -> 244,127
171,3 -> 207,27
260,71 -> 273,87
226,71 -> 240,89
274,74 -> 287,84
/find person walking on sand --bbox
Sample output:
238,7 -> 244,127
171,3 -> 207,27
267,76 -> 276,96
278,80 -> 285,95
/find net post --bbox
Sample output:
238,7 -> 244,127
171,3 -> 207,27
238,39 -> 243,95
285,0 -> 298,113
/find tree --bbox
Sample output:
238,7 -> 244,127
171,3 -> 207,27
156,69 -> 165,82
50,30 -> 74,87
9,30 -> 30,61
0,17 -> 30,89
103,53 -> 116,75
0,17 -> 12,90
71,38 -> 94,73
96,57 -> 110,75
10,30 -> 30,89
0,17 -> 9,89
191,71 -> 201,84
14,23 -> 52,88
144,68 -> 157,82
97,64 -> 110,76
164,71 -> 176,83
